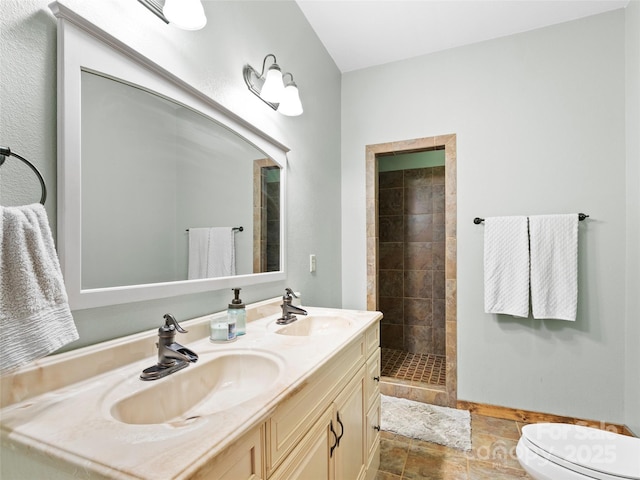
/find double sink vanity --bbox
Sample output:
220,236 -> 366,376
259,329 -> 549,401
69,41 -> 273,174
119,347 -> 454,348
0,5 -> 383,478
0,296 -> 382,480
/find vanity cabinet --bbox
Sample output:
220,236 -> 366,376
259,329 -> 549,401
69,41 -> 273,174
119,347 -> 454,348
0,300 -> 382,480
267,322 -> 380,480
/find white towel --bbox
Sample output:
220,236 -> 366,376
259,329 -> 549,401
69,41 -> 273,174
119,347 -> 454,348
188,227 -> 235,279
0,204 -> 79,374
529,214 -> 579,321
484,216 -> 530,317
187,228 -> 209,279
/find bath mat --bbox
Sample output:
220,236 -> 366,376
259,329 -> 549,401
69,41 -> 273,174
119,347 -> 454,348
381,394 -> 471,451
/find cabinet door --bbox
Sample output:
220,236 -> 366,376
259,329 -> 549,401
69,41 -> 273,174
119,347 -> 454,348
270,407 -> 334,480
267,336 -> 365,475
366,397 -> 381,472
190,426 -> 264,480
333,365 -> 366,480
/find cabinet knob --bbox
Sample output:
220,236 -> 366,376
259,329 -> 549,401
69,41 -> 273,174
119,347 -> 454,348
373,376 -> 380,382
373,425 -> 381,431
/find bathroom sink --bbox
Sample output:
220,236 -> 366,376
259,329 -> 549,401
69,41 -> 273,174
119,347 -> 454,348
110,351 -> 283,425
274,315 -> 353,336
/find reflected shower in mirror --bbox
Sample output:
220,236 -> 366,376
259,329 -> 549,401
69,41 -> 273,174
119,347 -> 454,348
81,71 -> 280,289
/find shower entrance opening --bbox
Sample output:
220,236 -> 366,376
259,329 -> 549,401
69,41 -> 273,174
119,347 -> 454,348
366,134 -> 457,408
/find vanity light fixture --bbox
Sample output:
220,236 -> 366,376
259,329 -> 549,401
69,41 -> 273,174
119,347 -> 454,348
243,54 -> 304,116
137,0 -> 207,31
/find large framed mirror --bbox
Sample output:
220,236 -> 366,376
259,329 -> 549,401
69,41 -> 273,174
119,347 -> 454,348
52,3 -> 288,310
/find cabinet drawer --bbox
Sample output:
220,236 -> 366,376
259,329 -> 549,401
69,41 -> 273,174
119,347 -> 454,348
366,397 -> 381,464
365,321 -> 380,359
266,335 -> 365,475
365,348 -> 380,409
191,426 -> 264,480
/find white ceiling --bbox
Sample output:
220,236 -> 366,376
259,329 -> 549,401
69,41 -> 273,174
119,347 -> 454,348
294,0 -> 630,72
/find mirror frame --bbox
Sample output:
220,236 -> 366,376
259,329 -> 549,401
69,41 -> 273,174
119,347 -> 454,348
52,2 -> 288,310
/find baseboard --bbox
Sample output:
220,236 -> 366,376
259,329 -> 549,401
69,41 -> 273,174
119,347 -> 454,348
457,400 -> 635,437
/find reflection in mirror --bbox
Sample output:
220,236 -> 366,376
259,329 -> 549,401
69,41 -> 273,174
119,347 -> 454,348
53,3 -> 288,310
81,71 -> 281,289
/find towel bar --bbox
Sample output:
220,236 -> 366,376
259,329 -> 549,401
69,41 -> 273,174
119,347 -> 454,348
474,214 -> 589,224
185,226 -> 243,232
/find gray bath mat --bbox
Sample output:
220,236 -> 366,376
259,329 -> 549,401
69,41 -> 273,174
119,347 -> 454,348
381,394 -> 471,451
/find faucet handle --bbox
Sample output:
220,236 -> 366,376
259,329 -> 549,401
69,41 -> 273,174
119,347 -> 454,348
162,313 -> 187,334
284,288 -> 298,300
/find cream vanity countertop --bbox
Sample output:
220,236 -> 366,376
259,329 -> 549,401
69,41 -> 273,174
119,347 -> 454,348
0,300 -> 382,479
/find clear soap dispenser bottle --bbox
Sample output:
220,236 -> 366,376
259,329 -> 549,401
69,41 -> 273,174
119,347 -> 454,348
228,288 -> 246,336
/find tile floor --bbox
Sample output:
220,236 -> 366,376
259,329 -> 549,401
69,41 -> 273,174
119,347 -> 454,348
381,348 -> 446,386
377,413 -> 532,479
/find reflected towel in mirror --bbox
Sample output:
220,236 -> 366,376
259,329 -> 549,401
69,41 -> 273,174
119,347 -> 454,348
188,227 -> 236,279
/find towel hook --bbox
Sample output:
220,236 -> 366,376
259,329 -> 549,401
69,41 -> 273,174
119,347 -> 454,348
0,146 -> 47,205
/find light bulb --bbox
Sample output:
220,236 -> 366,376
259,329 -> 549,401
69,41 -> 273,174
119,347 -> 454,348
260,64 -> 285,103
163,0 -> 207,30
278,83 -> 303,116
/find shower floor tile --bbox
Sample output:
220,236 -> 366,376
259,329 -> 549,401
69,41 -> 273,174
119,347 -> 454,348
381,347 -> 446,386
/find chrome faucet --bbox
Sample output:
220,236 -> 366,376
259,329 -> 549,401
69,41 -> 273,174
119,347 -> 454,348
140,314 -> 199,381
276,288 -> 307,325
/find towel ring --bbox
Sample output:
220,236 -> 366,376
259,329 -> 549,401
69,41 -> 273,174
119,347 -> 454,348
0,146 -> 47,205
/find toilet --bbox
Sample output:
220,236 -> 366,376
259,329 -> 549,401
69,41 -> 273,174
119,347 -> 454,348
516,423 -> 640,480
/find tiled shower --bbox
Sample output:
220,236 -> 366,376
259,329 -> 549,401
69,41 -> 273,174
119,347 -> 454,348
378,163 -> 447,386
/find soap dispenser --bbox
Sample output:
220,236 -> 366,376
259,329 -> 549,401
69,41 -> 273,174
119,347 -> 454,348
228,288 -> 246,336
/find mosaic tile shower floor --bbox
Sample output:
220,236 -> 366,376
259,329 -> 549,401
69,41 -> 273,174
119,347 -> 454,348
381,348 -> 446,386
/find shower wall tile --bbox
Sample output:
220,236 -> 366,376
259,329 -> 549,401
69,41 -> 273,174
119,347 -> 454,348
405,185 -> 432,214
378,165 -> 446,355
379,170 -> 404,188
404,167 -> 431,188
432,166 -> 445,185
404,270 -> 433,299
433,273 -> 446,300
433,242 -> 446,271
433,300 -> 446,329
433,213 -> 446,242
405,242 -> 432,270
379,215 -> 404,243
405,325 -> 432,352
381,324 -> 404,350
404,298 -> 433,326
432,184 -> 445,213
433,327 -> 446,356
379,242 -> 404,270
405,214 -> 432,242
379,188 -> 403,215
379,270 -> 403,298
380,296 -> 403,325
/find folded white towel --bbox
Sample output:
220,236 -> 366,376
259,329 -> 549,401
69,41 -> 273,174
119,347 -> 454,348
188,227 -> 236,279
187,228 -> 210,280
483,216 -> 530,317
0,204 -> 79,374
207,227 -> 235,278
529,214 -> 579,321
